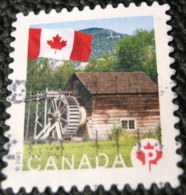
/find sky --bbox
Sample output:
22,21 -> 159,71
30,16 -> 154,35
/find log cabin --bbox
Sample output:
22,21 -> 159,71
65,72 -> 160,140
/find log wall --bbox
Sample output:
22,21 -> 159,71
87,94 -> 160,139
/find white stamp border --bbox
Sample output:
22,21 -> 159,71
3,2 -> 182,192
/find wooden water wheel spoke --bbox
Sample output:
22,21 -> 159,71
37,120 -> 43,128
61,108 -> 67,115
60,117 -> 68,123
51,99 -> 57,111
57,100 -> 62,109
60,104 -> 67,112
47,107 -> 52,116
48,104 -> 55,114
53,99 -> 58,111
48,111 -> 53,115
59,121 -> 65,134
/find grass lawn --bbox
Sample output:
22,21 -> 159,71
23,138 -> 138,170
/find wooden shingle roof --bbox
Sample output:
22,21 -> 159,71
74,72 -> 158,94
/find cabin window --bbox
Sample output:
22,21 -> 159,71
121,121 -> 128,129
121,119 -> 136,130
129,120 -> 135,129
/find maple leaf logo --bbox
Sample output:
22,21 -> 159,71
47,34 -> 67,54
144,142 -> 154,149
136,142 -> 162,171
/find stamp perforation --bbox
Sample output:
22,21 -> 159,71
2,1 -> 184,193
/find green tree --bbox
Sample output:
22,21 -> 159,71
52,61 -> 77,90
26,58 -> 76,94
115,30 -> 157,82
26,58 -> 52,94
84,55 -> 118,72
84,30 -> 157,82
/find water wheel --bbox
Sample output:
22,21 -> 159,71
24,91 -> 86,141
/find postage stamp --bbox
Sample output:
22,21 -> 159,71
3,3 -> 182,192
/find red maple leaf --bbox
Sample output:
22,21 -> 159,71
47,34 -> 67,53
136,142 -> 162,171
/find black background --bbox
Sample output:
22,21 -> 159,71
0,0 -> 185,194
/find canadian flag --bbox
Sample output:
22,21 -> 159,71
28,28 -> 93,62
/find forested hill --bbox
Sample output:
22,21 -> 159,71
80,28 -> 128,59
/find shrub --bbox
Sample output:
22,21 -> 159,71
141,123 -> 161,140
141,130 -> 156,139
155,123 -> 161,141
108,126 -> 124,140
